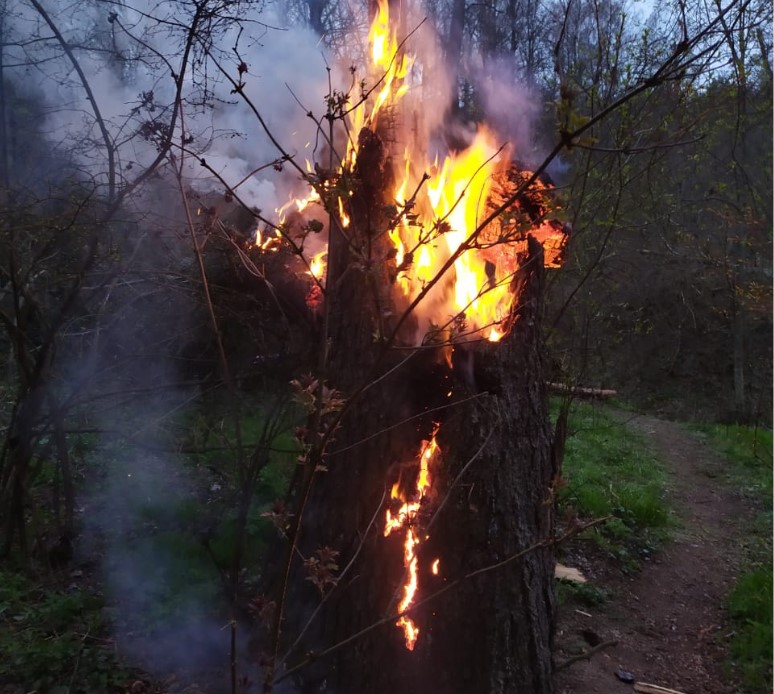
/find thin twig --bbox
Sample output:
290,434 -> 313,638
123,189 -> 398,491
328,393 -> 486,455
555,639 -> 619,670
280,486 -> 388,662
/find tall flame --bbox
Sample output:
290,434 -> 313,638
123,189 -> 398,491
346,0 -> 413,166
426,130 -> 505,340
354,2 -> 532,342
261,0 -> 565,341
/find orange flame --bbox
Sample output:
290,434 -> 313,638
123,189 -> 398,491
276,189 -> 321,222
354,6 -> 565,342
250,227 -> 283,252
488,326 -> 504,342
308,250 -> 327,280
384,432 -> 440,650
347,0 -> 413,165
381,126 -> 524,341
337,197 -> 350,228
345,5 -> 536,340
271,0 -> 566,344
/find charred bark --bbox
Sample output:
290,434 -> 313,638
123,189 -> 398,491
276,130 -> 555,694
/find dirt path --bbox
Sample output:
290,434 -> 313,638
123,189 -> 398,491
554,412 -> 752,694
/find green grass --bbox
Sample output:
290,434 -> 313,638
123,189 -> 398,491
727,569 -> 773,692
691,422 -> 772,692
0,571 -> 129,692
556,580 -> 610,607
691,422 -> 772,500
555,401 -> 672,568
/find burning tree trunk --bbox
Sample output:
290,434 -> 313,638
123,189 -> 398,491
274,125 -> 555,692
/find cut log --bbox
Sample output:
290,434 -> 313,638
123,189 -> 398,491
555,563 -> 587,583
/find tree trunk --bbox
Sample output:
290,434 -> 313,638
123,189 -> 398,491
0,6 -> 9,207
277,130 -> 555,693
415,239 -> 555,692
446,0 -> 467,114
306,0 -> 327,36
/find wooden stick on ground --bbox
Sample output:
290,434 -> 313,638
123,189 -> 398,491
633,683 -> 688,694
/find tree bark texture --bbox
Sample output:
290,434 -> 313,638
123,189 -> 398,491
414,238 -> 555,693
280,129 -> 555,694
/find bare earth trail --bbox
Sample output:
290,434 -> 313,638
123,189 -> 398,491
554,412 -> 754,694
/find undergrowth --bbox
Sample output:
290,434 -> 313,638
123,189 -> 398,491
0,571 -> 129,692
0,395 -> 300,691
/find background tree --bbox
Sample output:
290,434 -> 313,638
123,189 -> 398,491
545,0 -> 772,422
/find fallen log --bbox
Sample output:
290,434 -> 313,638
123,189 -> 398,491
547,383 -> 617,399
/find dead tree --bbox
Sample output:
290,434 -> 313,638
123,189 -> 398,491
271,126 -> 556,693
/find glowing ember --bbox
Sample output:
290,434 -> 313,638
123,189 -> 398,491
384,432 -> 440,650
431,558 -> 440,575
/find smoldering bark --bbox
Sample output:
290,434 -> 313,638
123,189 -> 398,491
276,130 -> 554,694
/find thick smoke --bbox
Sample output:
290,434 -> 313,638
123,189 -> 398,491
473,54 -> 542,160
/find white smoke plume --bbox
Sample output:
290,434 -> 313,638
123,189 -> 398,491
4,0 -> 332,212
4,0 -> 542,213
